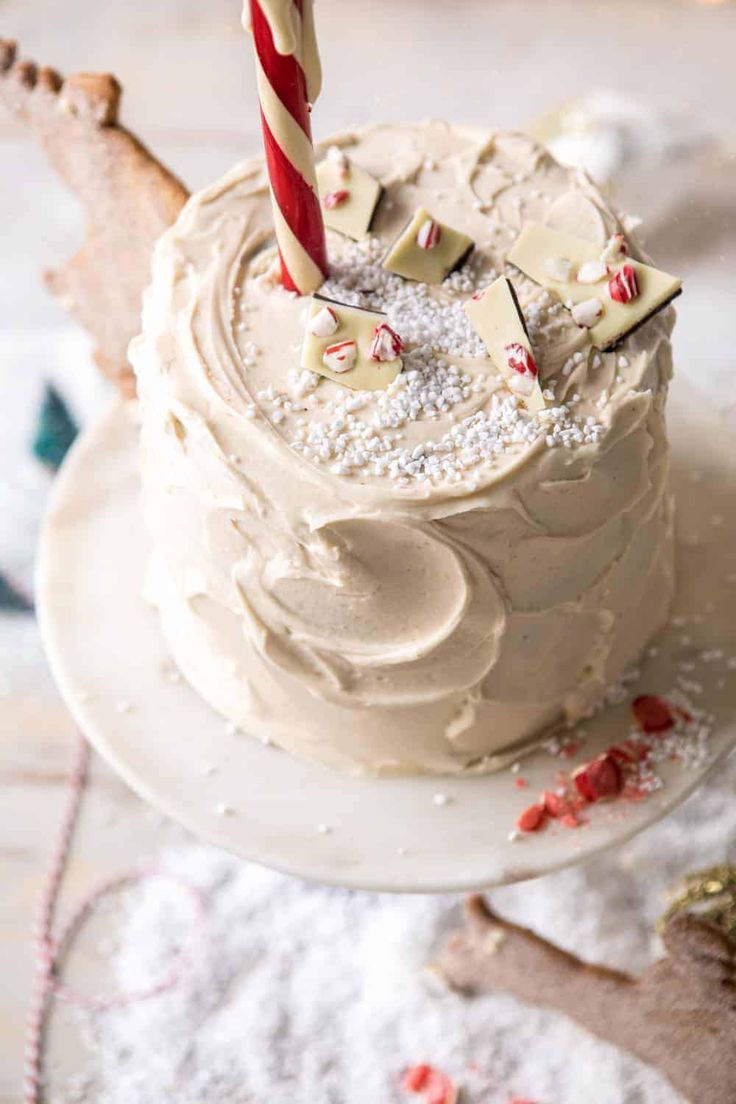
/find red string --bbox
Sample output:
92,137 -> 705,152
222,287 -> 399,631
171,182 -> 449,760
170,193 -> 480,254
23,734 -> 207,1102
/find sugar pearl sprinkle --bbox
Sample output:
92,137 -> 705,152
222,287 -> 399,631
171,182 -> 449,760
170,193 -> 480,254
249,238 -> 607,486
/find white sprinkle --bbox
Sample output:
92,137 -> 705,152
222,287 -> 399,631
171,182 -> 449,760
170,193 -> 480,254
215,803 -> 234,817
432,793 -> 450,807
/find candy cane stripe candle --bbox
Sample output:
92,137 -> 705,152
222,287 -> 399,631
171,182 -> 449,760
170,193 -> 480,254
249,0 -> 328,294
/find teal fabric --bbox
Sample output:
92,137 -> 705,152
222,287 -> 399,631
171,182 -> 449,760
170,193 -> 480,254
0,572 -> 33,613
0,383 -> 79,612
31,383 -> 78,472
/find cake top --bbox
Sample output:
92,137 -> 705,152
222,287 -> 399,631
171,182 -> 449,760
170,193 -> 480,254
137,121 -> 677,505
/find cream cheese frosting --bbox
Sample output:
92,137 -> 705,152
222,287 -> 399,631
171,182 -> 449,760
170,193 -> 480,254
130,122 -> 676,775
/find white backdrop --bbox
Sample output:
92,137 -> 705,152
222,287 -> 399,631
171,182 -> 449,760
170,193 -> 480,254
1,2 -> 735,1100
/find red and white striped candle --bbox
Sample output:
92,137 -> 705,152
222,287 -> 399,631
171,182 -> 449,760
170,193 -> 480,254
249,0 -> 328,294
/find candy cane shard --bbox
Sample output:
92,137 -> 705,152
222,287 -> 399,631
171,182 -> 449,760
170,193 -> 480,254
248,0 -> 328,295
464,277 -> 545,414
508,223 -> 681,351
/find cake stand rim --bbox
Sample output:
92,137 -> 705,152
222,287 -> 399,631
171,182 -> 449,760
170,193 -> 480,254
35,387 -> 736,893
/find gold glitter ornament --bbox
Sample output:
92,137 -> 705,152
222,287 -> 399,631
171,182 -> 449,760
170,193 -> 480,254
659,864 -> 736,938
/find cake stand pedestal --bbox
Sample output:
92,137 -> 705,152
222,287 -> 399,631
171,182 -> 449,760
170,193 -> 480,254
36,379 -> 736,892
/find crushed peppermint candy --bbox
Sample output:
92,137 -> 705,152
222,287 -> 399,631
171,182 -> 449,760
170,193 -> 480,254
516,802 -> 547,834
323,340 -> 357,372
572,753 -> 622,802
401,1064 -> 457,1104
308,305 -> 339,338
632,694 -> 676,733
571,298 -> 604,328
323,189 -> 351,210
514,691 -> 713,836
417,218 -> 442,250
504,343 -> 539,397
608,264 -> 640,304
600,232 -> 628,265
370,323 -> 404,362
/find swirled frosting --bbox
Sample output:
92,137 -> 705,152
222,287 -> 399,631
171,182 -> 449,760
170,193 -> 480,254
130,122 -> 675,774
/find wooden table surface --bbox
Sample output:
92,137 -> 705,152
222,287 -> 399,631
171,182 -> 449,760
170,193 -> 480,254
2,1 -> 736,1099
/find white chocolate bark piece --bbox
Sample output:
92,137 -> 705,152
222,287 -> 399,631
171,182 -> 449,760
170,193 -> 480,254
464,276 -> 545,414
508,222 -> 682,350
316,152 -> 383,241
300,294 -> 403,391
383,206 -> 474,284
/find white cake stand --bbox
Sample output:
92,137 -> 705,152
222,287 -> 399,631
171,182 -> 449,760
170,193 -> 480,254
36,379 -> 736,893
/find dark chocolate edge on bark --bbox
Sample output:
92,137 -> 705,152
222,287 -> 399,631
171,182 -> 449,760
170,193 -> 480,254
505,275 -> 533,344
366,184 -> 385,235
445,241 -> 475,280
313,291 -> 387,319
601,287 -> 683,352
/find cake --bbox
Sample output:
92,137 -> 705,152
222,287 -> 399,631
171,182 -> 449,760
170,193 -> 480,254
131,121 -> 678,775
